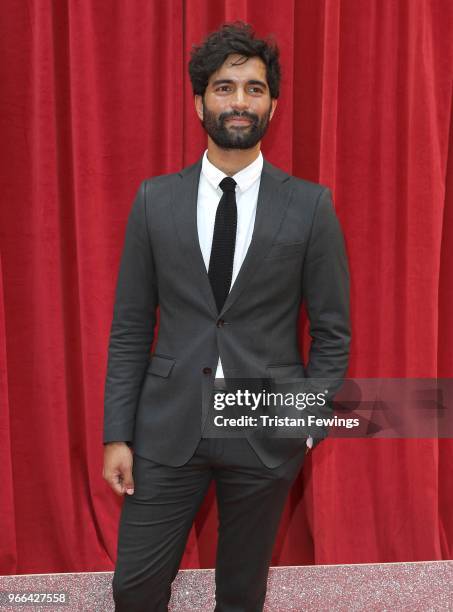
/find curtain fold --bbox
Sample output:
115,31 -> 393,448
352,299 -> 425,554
0,0 -> 452,573
0,255 -> 17,574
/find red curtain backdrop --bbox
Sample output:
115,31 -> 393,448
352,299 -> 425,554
0,0 -> 452,574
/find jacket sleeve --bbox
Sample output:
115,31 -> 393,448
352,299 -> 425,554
103,180 -> 158,444
302,187 -> 351,447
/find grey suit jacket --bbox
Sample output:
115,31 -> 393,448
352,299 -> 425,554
103,157 -> 351,467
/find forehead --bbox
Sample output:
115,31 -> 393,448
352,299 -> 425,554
208,54 -> 267,84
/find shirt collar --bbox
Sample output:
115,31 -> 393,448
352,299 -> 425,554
201,149 -> 263,194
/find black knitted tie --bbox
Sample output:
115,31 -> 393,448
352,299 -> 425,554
208,176 -> 237,312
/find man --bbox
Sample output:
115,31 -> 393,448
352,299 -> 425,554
103,22 -> 350,612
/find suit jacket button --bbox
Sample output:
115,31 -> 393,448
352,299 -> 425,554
216,319 -> 225,327
202,367 -> 212,375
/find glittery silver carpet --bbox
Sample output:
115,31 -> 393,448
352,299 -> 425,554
0,561 -> 451,611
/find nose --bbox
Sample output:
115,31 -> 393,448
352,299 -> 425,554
230,88 -> 248,111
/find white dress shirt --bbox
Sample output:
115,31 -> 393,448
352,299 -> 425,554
196,149 -> 313,450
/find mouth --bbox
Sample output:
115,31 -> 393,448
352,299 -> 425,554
225,117 -> 253,126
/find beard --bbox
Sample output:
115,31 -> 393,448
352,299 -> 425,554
201,100 -> 272,150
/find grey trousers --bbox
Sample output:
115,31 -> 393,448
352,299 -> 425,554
112,437 -> 306,612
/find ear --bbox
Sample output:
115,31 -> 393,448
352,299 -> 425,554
269,98 -> 277,121
194,95 -> 203,121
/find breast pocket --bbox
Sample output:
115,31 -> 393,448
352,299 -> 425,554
265,241 -> 305,260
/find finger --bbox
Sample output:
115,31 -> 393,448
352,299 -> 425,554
106,472 -> 125,496
121,468 -> 135,495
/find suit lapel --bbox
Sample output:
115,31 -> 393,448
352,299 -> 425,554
219,159 -> 293,317
171,158 -> 219,317
171,156 -> 293,318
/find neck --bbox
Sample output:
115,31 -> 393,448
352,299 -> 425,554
206,138 -> 261,176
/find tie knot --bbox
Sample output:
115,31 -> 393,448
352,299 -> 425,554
219,177 -> 237,193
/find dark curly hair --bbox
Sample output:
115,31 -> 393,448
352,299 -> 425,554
188,22 -> 281,99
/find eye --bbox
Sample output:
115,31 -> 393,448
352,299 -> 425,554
216,85 -> 232,92
248,86 -> 264,94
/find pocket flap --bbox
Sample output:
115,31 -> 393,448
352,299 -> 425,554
266,363 -> 305,379
147,355 -> 176,378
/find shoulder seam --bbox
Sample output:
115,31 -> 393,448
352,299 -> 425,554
142,180 -> 153,253
304,186 -> 329,254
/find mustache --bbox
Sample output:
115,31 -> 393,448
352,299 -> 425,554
219,111 -> 259,125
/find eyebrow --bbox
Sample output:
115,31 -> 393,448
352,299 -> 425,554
211,79 -> 268,89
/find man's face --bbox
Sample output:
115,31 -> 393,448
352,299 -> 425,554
195,54 -> 277,150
